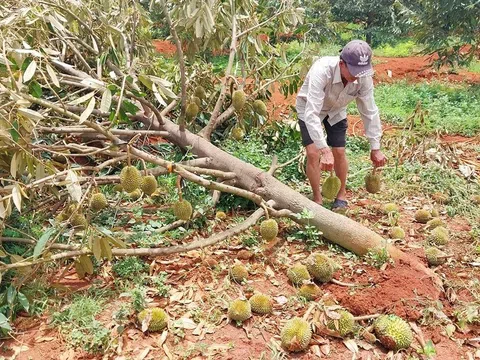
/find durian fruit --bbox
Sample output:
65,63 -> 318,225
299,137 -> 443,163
253,99 -> 267,116
427,226 -> 449,245
228,298 -> 251,323
230,264 -> 248,283
425,218 -> 444,230
326,309 -> 355,337
373,314 -> 413,351
140,175 -> 158,196
287,264 -> 311,286
383,203 -> 399,214
298,283 -> 321,301
432,192 -> 449,204
137,307 -> 168,332
128,189 -> 142,200
90,193 -> 108,211
173,200 -> 193,221
113,184 -> 123,192
389,226 -> 405,239
473,195 -> 480,205
232,90 -> 246,111
186,102 -> 199,121
425,247 -> 447,266
194,85 -> 206,100
260,219 -> 278,241
365,172 -> 381,194
231,127 -> 244,141
249,293 -> 273,315
306,253 -> 334,283
215,211 -> 227,220
414,209 -> 432,223
322,174 -> 341,200
120,165 -> 142,193
280,317 -> 312,352
431,208 -> 439,218
71,213 -> 87,230
192,96 -> 202,108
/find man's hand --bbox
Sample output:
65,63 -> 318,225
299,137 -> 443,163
319,147 -> 334,171
371,149 -> 387,168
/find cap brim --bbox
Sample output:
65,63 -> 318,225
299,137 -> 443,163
346,62 -> 374,78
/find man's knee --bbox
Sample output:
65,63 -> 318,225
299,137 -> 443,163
305,144 -> 320,162
332,147 -> 346,159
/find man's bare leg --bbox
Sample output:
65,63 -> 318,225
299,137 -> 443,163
332,147 -> 348,201
305,144 -> 322,204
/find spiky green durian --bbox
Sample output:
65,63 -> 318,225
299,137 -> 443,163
90,193 -> 108,211
280,317 -> 312,352
427,226 -> 449,245
229,264 -> 248,283
306,253 -> 334,283
192,96 -> 202,108
326,310 -> 355,337
383,203 -> 399,214
186,102 -> 199,121
373,315 -> 413,351
232,90 -> 246,111
260,219 -> 278,241
389,226 -> 405,239
140,175 -> 157,196
365,173 -> 381,194
231,127 -> 244,141
137,307 -> 168,332
287,264 -> 311,286
322,174 -> 341,200
127,189 -> 142,200
298,283 -> 321,301
425,247 -> 447,266
414,209 -> 432,223
194,85 -> 206,100
120,166 -> 142,193
249,293 -> 273,315
113,183 -> 123,192
425,218 -> 444,230
228,298 -> 251,323
253,100 -> 267,116
173,200 -> 193,221
215,211 -> 227,220
71,213 -> 87,230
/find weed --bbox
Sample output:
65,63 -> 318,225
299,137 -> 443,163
130,286 -> 147,312
365,246 -> 391,269
112,257 -> 148,279
241,232 -> 259,248
373,40 -> 421,57
288,209 -> 324,250
151,272 -> 170,297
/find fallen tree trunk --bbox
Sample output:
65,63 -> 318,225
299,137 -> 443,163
146,115 -> 441,288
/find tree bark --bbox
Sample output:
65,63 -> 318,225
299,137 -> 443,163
145,115 -> 441,287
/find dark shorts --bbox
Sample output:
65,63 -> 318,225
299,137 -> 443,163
299,117 -> 348,148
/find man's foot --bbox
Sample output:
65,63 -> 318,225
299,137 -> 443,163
332,198 -> 348,212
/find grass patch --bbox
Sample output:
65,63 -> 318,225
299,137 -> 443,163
466,60 -> 480,74
373,40 -> 422,57
348,81 -> 480,136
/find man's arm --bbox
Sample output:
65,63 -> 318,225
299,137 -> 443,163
356,79 -> 387,167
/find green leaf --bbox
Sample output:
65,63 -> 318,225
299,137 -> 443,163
34,227 -> 56,258
0,313 -> 12,331
122,100 -> 139,115
10,120 -> 19,142
17,292 -> 30,312
29,80 -> 43,98
7,285 -> 16,305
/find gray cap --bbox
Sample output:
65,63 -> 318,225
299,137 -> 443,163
340,40 -> 374,78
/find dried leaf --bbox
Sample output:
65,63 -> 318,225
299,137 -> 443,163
311,344 -> 322,357
320,343 -> 330,355
65,170 -> 82,202
445,323 -> 456,337
35,336 -> 56,343
136,347 -> 151,360
100,88 -> 112,113
343,339 -> 358,353
18,107 -> 44,121
10,152 -> 18,178
79,97 -> 95,124
12,184 -> 22,212
173,318 -> 197,329
100,237 -> 112,261
23,60 -> 37,82
79,255 -> 93,274
170,291 -> 184,302
46,63 -> 60,87
92,237 -> 102,261
68,91 -> 95,106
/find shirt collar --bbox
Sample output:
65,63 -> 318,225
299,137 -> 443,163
334,58 -> 359,85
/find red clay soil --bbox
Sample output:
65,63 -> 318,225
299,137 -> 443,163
326,261 -> 439,321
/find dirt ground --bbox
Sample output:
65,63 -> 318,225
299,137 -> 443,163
2,41 -> 479,360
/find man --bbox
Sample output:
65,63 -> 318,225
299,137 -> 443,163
295,39 -> 387,210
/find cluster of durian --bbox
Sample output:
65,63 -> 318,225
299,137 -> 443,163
229,90 -> 268,141
56,203 -> 88,230
227,290 -> 273,324
185,86 -> 207,121
119,165 -> 159,199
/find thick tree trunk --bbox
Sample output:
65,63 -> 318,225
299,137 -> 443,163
148,116 -> 440,286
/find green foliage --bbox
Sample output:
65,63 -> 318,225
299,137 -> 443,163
287,209 -> 324,250
130,286 -> 147,312
373,40 -> 421,57
52,295 -> 110,354
372,82 -> 480,136
112,257 -> 148,279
